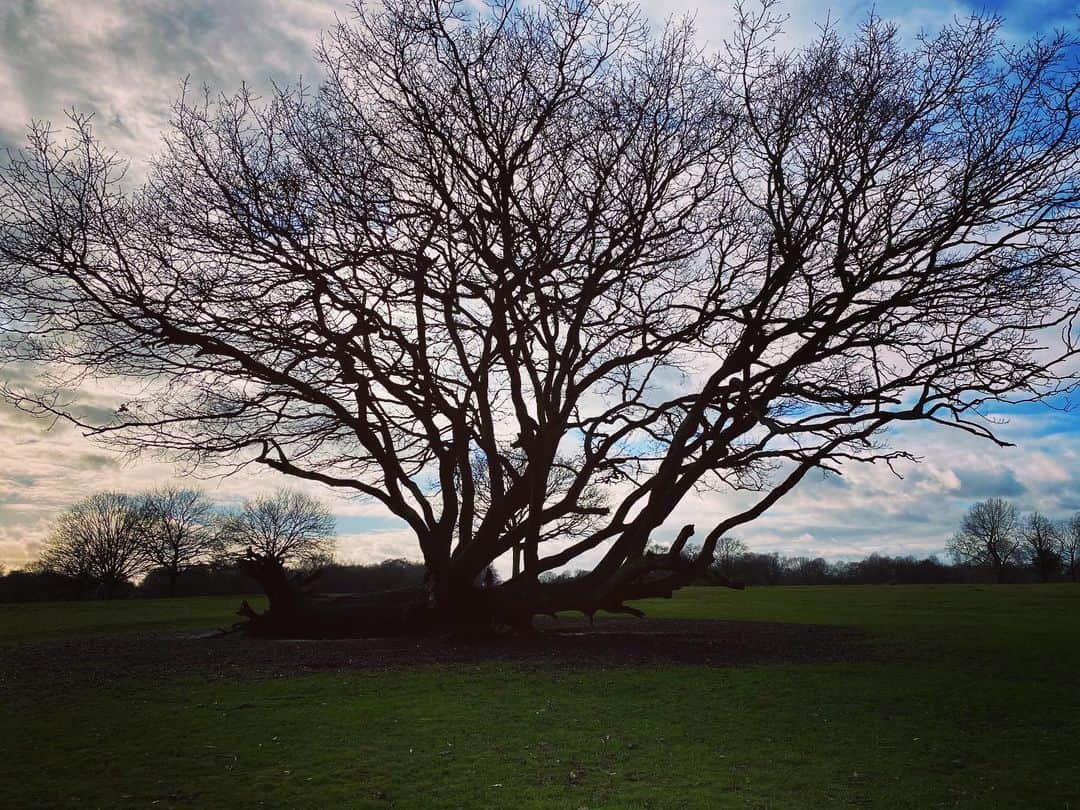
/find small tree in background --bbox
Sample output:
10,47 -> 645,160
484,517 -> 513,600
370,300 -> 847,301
141,487 -> 221,595
948,499 -> 1021,583
1020,512 -> 1062,582
1059,516 -> 1080,583
219,490 -> 337,630
39,492 -> 149,598
783,556 -> 832,585
219,489 -> 336,568
712,536 -> 749,578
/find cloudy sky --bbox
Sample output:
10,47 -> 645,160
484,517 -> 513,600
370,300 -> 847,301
1,0 -> 1078,570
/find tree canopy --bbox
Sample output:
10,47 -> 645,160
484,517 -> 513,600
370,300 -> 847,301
947,498 -> 1021,581
38,492 -> 149,598
219,489 -> 337,567
142,487 -> 221,593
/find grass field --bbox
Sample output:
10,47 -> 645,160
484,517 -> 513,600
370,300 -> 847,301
0,593 -> 266,643
1,585 -> 1077,808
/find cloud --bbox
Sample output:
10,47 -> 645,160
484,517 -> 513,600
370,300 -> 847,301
952,466 -> 1027,499
0,0 -> 338,161
336,529 -> 423,564
74,453 -> 120,471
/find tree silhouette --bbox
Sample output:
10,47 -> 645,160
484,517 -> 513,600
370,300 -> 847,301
3,1 -> 1080,632
1059,515 -> 1080,582
712,536 -> 749,578
217,489 -> 337,625
219,489 -> 336,567
1020,511 -> 1062,582
39,492 -> 149,598
141,487 -> 221,595
948,499 -> 1021,582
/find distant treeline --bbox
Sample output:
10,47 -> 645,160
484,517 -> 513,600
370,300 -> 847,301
0,549 -> 1052,604
541,551 -> 972,588
715,551 -> 967,586
4,490 -> 1077,603
544,527 -> 1079,587
0,559 -> 428,603
7,486 -> 339,601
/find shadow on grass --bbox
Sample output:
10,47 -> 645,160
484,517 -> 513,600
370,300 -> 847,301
1,616 -> 872,696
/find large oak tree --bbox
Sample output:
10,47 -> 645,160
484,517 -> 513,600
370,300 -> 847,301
3,0 -> 1080,632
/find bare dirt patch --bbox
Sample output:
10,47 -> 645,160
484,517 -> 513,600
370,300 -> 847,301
0,617 -> 870,695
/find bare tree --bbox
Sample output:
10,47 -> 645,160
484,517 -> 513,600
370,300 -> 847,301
141,487 -> 221,595
219,490 -> 337,622
3,1 -> 1080,633
712,536 -> 749,577
1059,515 -> 1080,583
1019,511 -> 1062,582
38,492 -> 149,598
948,499 -> 1021,583
219,489 -> 336,568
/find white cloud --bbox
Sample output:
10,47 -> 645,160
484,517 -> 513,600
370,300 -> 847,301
0,0 -> 339,163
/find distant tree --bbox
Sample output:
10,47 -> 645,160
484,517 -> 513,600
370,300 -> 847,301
783,556 -> 833,585
135,563 -> 258,598
848,553 -> 894,584
0,567 -> 86,602
38,492 -> 149,598
712,536 -> 749,577
838,553 -> 965,586
294,550 -> 337,576
219,490 -> 336,568
727,552 -> 784,586
1059,515 -> 1080,583
947,499 -> 1021,583
141,487 -> 221,596
1020,512 -> 1062,582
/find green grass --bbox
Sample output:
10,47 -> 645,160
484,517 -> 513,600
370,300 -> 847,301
0,594 -> 266,642
2,585 -> 1078,808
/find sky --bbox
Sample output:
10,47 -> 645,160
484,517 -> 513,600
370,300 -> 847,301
1,0 -> 1078,570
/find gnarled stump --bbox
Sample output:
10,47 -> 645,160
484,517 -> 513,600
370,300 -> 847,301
236,551 -> 440,637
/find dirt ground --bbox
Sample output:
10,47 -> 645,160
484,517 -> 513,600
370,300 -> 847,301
0,618 -> 869,693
